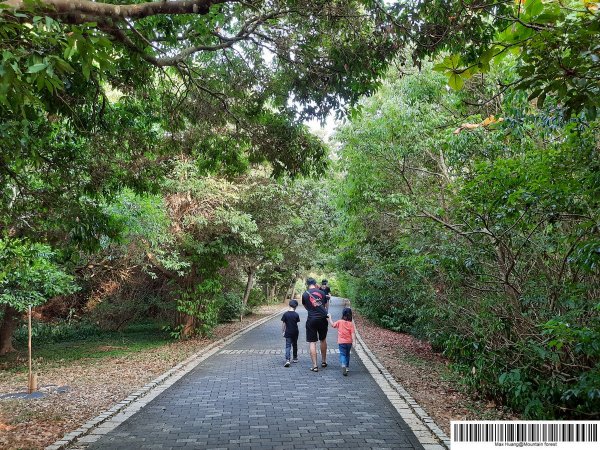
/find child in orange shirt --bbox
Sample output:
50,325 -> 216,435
327,307 -> 356,376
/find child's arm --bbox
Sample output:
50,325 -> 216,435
351,324 -> 356,343
327,315 -> 339,328
281,321 -> 286,336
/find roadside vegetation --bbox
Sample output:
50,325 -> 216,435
331,61 -> 599,419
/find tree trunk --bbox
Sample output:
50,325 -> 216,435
0,305 -> 20,355
284,278 -> 297,302
176,311 -> 196,338
241,268 -> 255,321
268,283 -> 278,303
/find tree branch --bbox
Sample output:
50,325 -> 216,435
99,8 -> 287,67
3,0 -> 229,20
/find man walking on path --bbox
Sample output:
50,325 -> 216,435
320,279 -> 332,303
302,277 -> 329,372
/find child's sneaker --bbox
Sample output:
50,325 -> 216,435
284,360 -> 290,367
344,367 -> 349,376
292,359 -> 298,363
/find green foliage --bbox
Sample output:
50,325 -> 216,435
235,174 -> 333,292
246,288 -> 266,308
395,0 -> 600,118
332,62 -> 600,418
218,292 -> 245,322
13,319 -> 102,344
0,237 -> 77,311
175,280 -> 222,338
104,189 -> 189,277
90,294 -> 173,332
0,8 -> 113,114
0,0 -> 386,351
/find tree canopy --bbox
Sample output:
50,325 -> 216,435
388,0 -> 600,118
1,0 -> 392,353
0,0 -> 393,243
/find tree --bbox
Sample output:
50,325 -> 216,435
333,62 -> 600,417
156,162 -> 331,334
0,237 -> 77,354
386,0 -> 600,118
234,173 -> 331,306
0,0 -> 395,248
1,0 -> 394,119
0,0 -> 395,243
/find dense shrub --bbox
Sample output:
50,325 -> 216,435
218,293 -> 245,322
246,288 -> 265,309
90,292 -> 173,331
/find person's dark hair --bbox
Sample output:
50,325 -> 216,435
289,299 -> 298,309
306,277 -> 317,286
342,307 -> 353,321
321,279 -> 328,285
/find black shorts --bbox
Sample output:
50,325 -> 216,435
306,318 -> 328,342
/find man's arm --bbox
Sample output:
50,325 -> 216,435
281,321 -> 286,336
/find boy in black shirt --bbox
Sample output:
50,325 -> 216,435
281,300 -> 300,367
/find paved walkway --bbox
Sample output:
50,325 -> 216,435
84,298 -> 426,449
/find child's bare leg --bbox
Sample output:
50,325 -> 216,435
320,339 -> 327,364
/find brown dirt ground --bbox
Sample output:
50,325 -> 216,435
355,313 -> 517,437
0,305 -> 284,450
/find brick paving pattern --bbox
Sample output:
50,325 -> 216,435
86,298 -> 425,449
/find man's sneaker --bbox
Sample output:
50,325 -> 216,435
343,367 -> 349,376
284,361 -> 290,367
292,359 -> 298,363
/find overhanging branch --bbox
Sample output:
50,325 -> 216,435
97,7 -> 288,67
2,0 -> 229,20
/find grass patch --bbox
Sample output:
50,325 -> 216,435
0,322 -> 172,373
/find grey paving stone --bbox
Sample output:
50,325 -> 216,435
82,298 -> 426,450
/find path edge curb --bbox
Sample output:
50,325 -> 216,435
45,307 -> 286,450
352,309 -> 451,449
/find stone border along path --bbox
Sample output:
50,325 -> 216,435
353,329 -> 450,449
48,298 -> 449,450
